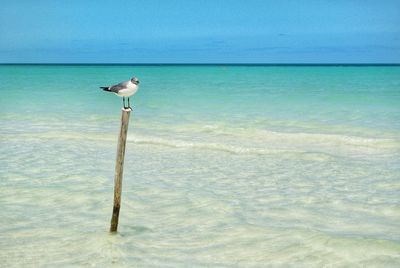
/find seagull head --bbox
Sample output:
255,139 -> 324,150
131,77 -> 140,85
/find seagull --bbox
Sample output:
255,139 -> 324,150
100,77 -> 140,109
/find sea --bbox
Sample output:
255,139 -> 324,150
1,65 -> 399,267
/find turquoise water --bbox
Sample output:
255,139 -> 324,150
1,65 -> 400,267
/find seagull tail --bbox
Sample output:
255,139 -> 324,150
100,86 -> 111,92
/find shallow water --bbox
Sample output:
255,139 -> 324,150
1,65 -> 400,267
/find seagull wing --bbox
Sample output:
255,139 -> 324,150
108,80 -> 130,93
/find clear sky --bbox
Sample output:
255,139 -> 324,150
0,0 -> 399,63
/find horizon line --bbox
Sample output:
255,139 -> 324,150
1,63 -> 400,66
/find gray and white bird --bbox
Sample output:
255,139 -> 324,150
100,77 -> 140,109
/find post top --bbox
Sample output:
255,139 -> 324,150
121,107 -> 132,112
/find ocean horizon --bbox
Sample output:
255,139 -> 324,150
1,63 -> 400,65
1,64 -> 399,266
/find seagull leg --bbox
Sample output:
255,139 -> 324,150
122,97 -> 126,109
128,98 -> 131,109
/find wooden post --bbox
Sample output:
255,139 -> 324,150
110,107 -> 131,232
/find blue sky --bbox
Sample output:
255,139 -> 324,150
0,0 -> 399,63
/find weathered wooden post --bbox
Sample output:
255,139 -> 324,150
110,107 -> 131,232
